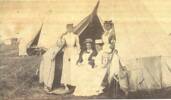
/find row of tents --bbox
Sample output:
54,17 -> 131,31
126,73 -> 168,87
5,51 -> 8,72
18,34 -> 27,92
23,0 -> 103,56
1,0 -> 171,59
1,0 -> 171,92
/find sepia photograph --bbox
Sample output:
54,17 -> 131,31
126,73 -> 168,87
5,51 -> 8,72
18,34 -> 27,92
1,0 -> 171,99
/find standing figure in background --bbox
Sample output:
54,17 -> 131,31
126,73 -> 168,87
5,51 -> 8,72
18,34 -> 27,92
101,21 -> 117,95
102,20 -> 116,52
61,23 -> 80,92
102,20 -> 129,97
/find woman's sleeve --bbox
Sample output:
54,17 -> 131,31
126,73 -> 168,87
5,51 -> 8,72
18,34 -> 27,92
109,31 -> 116,47
76,35 -> 80,53
77,51 -> 83,64
60,32 -> 66,39
111,33 -> 116,42
59,35 -> 66,52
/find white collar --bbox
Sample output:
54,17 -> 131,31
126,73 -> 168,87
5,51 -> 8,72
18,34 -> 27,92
86,49 -> 93,53
105,28 -> 113,33
66,32 -> 75,36
67,32 -> 73,34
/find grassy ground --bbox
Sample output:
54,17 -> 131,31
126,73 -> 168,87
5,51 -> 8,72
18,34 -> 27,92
0,45 -> 109,100
1,44 -> 171,100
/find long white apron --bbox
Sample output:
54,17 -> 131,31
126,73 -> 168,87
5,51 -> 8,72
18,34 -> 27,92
39,46 -> 61,89
61,33 -> 79,85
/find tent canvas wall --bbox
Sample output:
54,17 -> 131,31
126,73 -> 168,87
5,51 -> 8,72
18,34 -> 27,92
125,56 -> 171,92
17,24 -> 43,56
27,24 -> 43,48
26,24 -> 46,56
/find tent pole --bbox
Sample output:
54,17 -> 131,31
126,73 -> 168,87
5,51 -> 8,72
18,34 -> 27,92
160,56 -> 163,89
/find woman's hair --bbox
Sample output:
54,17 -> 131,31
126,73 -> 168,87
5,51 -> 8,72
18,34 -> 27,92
84,42 -> 94,50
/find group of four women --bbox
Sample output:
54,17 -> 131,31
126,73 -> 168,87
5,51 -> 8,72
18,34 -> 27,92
60,20 -> 119,96
39,20 -> 128,96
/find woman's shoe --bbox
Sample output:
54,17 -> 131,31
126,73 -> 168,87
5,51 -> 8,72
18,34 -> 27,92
44,86 -> 52,93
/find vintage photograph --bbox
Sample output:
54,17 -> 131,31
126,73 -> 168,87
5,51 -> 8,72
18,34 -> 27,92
1,0 -> 171,99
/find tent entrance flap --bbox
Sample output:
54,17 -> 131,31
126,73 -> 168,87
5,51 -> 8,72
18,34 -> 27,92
74,0 -> 104,48
26,24 -> 47,56
78,15 -> 103,46
27,24 -> 43,48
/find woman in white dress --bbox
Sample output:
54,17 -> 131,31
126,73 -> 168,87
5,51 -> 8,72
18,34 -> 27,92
61,23 -> 80,92
101,21 -> 129,96
39,39 -> 65,92
102,20 -> 116,52
73,38 -> 98,96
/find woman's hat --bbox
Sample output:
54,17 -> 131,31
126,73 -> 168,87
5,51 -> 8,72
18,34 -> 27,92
95,39 -> 103,44
104,20 -> 113,25
66,23 -> 74,27
84,38 -> 93,43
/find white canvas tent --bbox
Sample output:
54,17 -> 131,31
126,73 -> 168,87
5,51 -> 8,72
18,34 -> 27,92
1,0 -> 171,91
18,24 -> 43,56
1,0 -> 171,58
123,56 -> 171,92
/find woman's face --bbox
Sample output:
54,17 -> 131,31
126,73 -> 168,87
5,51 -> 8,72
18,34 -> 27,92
86,43 -> 92,50
104,24 -> 112,31
95,44 -> 102,52
67,26 -> 74,33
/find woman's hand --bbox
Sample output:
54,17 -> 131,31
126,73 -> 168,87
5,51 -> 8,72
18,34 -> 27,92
94,65 -> 99,69
77,63 -> 81,67
113,74 -> 119,81
76,60 -> 81,66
